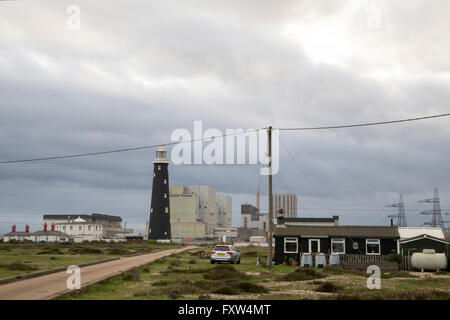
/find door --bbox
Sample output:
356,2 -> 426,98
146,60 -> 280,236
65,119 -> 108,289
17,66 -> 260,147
309,239 -> 320,253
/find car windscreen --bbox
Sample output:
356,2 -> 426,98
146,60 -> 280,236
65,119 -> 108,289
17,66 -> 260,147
214,246 -> 230,251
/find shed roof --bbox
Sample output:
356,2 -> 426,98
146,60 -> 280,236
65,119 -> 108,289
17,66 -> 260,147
274,225 -> 399,238
400,234 -> 450,245
398,227 -> 445,240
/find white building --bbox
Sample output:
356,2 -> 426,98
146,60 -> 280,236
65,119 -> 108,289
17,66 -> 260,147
1,224 -> 69,242
43,213 -> 129,239
53,217 -> 104,242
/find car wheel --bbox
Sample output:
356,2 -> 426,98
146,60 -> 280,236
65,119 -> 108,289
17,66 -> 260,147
237,259 -> 241,264
210,260 -> 215,264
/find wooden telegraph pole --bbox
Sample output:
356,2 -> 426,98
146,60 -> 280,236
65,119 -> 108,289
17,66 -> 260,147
267,126 -> 273,270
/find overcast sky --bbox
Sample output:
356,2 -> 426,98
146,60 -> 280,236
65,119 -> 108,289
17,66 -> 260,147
1,0 -> 450,233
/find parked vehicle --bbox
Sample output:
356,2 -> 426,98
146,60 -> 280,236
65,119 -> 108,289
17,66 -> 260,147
210,244 -> 241,264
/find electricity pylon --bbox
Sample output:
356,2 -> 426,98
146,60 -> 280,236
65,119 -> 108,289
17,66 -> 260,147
386,194 -> 407,227
418,187 -> 449,234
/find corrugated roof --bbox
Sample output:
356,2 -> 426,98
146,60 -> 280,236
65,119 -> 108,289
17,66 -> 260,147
398,227 -> 445,240
274,225 -> 399,238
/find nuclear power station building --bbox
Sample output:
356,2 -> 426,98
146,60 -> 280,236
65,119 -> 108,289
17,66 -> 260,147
148,146 -> 171,240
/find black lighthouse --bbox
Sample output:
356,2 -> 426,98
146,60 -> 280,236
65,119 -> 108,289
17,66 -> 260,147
148,146 -> 171,240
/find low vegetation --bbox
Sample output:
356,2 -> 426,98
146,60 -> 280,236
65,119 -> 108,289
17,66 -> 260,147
28,245 -> 449,300
0,241 -> 181,279
276,268 -> 324,281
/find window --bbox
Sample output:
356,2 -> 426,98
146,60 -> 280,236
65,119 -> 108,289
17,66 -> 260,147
88,226 -> 91,231
284,237 -> 298,253
164,193 -> 167,198
165,207 -> 168,213
150,208 -> 153,213
366,239 -> 380,255
331,238 -> 345,254
309,239 -> 320,253
153,173 -> 155,177
158,165 -> 161,170
70,226 -> 73,231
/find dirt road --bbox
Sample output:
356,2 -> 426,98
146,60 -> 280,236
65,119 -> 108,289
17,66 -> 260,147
0,246 -> 196,300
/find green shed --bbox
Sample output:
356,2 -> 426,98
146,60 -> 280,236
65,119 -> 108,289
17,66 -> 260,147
400,234 -> 449,255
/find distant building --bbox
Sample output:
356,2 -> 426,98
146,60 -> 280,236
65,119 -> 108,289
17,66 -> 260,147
43,213 -> 127,239
273,193 -> 298,218
241,204 -> 268,231
44,215 -> 122,241
1,224 -> 69,242
216,194 -> 232,228
169,185 -> 232,240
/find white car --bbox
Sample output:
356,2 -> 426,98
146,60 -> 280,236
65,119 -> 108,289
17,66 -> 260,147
210,245 -> 241,264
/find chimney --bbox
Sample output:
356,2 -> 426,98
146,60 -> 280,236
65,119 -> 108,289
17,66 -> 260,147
12,225 -> 16,233
25,225 -> 29,233
44,223 -> 47,232
51,223 -> 55,231
390,219 -> 394,227
256,189 -> 260,214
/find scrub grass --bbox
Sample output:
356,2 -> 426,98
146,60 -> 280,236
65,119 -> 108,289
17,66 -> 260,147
0,241 -> 181,279
57,246 -> 450,300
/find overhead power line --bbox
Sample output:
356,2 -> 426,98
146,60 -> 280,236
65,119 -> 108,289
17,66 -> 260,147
1,113 -> 449,165
0,128 -> 265,165
275,113 -> 450,131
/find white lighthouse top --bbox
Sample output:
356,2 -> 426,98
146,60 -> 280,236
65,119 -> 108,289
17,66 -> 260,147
154,146 -> 169,164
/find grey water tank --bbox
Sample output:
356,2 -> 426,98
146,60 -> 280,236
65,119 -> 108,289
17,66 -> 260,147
329,253 -> 340,266
315,253 -> 327,268
301,253 -> 312,267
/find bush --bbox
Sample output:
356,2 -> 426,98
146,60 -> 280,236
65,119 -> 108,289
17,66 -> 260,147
386,251 -> 403,264
198,294 -> 211,300
212,281 -> 267,295
277,268 -> 324,281
168,292 -> 180,299
121,268 -> 141,281
203,265 -> 249,281
213,286 -> 240,295
38,248 -> 64,255
3,262 -> 39,271
315,281 -> 341,293
69,247 -> 102,254
188,259 -> 197,264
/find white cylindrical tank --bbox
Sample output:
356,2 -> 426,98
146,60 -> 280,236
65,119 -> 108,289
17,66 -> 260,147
329,253 -> 340,266
301,253 -> 312,268
411,249 -> 448,271
315,253 -> 327,268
